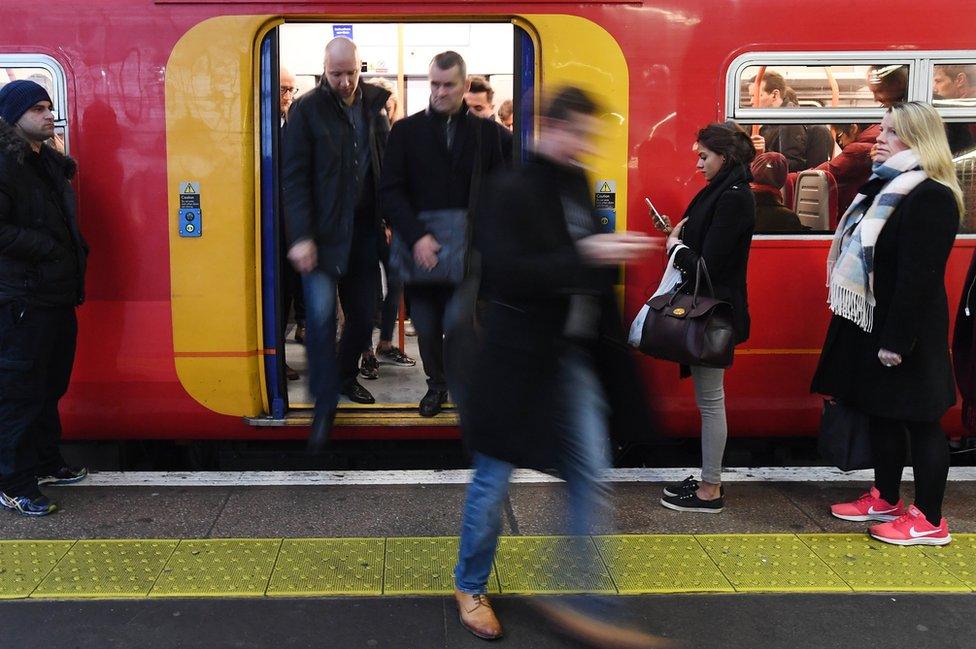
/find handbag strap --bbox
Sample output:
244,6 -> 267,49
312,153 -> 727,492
692,258 -> 717,306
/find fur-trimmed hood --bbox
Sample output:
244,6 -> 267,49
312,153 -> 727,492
0,117 -> 77,179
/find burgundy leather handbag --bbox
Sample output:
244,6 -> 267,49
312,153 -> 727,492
637,259 -> 735,368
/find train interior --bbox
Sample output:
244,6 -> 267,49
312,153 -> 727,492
735,63 -> 976,233
261,22 -> 528,419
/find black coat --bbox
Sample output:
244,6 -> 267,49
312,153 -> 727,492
0,120 -> 87,307
282,82 -> 390,277
673,164 -> 756,345
811,179 -> 959,422
379,105 -> 505,248
463,156 -> 650,470
753,188 -> 804,233
760,110 -> 832,172
953,248 -> 976,432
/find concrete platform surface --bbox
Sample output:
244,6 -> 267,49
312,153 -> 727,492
1,594 -> 973,649
2,478 -> 974,540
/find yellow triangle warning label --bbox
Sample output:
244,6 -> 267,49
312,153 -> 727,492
598,182 -> 612,193
183,183 -> 197,194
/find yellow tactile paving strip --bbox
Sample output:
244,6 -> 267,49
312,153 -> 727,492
0,534 -> 973,600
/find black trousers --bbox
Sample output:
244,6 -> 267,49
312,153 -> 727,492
871,415 -> 950,526
0,303 -> 75,497
407,284 -> 459,392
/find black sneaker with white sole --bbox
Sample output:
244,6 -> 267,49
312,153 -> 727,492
660,490 -> 725,513
663,476 -> 698,498
663,477 -> 726,499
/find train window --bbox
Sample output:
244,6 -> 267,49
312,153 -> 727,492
737,64 -> 909,111
0,56 -> 68,152
931,63 -> 976,108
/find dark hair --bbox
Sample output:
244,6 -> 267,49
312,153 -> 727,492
543,86 -> 599,122
935,64 -> 976,85
467,75 -> 494,102
720,119 -> 749,136
498,99 -> 513,119
431,51 -> 466,80
759,71 -> 787,97
831,123 -> 872,136
868,65 -> 908,105
697,123 -> 756,170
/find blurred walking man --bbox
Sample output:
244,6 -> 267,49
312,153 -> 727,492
453,86 -> 669,648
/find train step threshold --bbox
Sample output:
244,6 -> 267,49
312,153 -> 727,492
244,405 -> 459,427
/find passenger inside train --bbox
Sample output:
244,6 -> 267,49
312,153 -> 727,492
741,63 -> 976,234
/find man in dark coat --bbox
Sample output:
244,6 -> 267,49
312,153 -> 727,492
379,51 -> 505,417
282,38 -> 391,448
751,71 -> 831,171
451,87 -> 659,647
0,80 -> 89,516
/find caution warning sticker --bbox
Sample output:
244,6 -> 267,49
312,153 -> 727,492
595,180 -> 616,210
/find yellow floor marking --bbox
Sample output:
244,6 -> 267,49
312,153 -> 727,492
800,534 -> 970,592
383,537 -> 499,595
0,540 -> 74,599
31,540 -> 178,599
150,539 -> 281,598
3,534 -> 975,600
921,534 -> 976,591
595,535 -> 734,594
266,538 -> 385,596
494,536 -> 616,594
698,534 -> 849,592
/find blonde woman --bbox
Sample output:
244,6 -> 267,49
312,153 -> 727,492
812,102 -> 963,546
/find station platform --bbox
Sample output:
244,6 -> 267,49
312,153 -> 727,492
1,468 -> 975,648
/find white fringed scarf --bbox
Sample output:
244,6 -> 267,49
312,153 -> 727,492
826,149 -> 927,332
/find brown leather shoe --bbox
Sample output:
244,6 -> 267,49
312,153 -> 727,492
532,600 -> 680,649
285,363 -> 299,381
454,589 -> 503,640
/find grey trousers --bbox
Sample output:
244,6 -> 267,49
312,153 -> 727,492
690,365 -> 727,484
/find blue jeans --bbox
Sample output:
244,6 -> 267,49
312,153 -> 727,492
453,347 -> 611,594
302,264 -> 378,419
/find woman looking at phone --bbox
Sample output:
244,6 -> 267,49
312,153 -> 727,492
652,123 -> 756,513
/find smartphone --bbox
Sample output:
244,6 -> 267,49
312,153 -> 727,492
645,197 -> 669,231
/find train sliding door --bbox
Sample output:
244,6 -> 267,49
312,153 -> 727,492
258,21 -> 533,426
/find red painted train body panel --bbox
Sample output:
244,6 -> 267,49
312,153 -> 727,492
3,0 -> 971,440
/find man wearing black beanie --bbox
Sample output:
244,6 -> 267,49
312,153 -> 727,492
0,80 -> 89,516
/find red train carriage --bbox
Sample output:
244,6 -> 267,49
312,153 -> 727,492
2,0 -> 972,442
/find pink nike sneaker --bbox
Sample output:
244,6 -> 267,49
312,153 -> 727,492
869,505 -> 951,546
830,486 -> 906,522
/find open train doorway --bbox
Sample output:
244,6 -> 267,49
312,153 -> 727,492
259,21 -> 533,421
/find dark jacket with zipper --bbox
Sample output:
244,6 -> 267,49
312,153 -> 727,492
463,155 -> 651,470
672,164 -> 756,346
0,119 -> 87,307
812,179 -> 959,422
281,81 -> 390,277
379,105 -> 505,249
